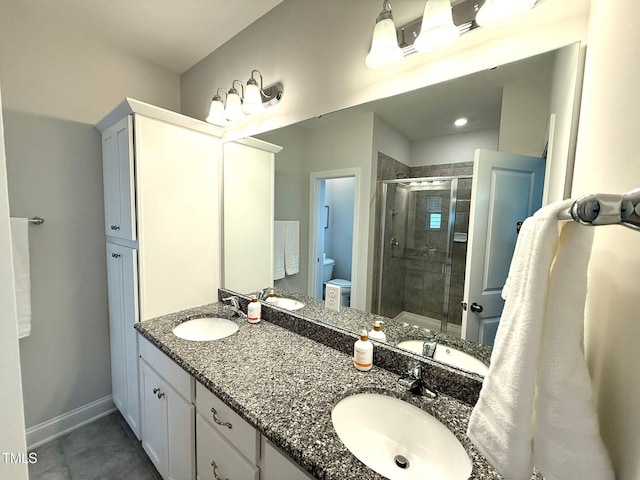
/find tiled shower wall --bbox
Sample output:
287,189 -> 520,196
373,152 -> 473,331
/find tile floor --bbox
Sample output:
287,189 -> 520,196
28,412 -> 162,480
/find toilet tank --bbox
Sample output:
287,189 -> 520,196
323,257 -> 335,282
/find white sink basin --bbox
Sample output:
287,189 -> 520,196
332,393 -> 471,480
396,340 -> 489,376
172,317 -> 239,341
271,297 -> 305,311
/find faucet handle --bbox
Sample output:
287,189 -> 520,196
222,296 -> 240,308
406,360 -> 422,378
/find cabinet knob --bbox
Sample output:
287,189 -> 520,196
111,253 -> 121,259
211,461 -> 229,480
210,407 -> 232,429
153,387 -> 164,399
110,225 -> 120,230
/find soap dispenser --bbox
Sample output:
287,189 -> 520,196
247,295 -> 261,324
353,330 -> 373,371
368,320 -> 387,342
265,290 -> 278,305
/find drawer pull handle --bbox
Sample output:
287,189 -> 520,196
110,225 -> 120,230
210,407 -> 232,429
211,460 -> 229,480
111,253 -> 121,258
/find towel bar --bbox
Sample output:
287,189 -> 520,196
558,188 -> 640,231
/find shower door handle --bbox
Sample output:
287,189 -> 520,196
470,302 -> 484,313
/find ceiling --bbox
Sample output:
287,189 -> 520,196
302,49 -> 555,141
8,0 -> 285,74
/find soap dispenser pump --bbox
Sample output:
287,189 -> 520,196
369,320 -> 387,342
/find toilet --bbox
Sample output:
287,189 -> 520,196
322,256 -> 352,307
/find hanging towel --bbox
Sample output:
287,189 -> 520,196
10,218 -> 32,338
274,221 -> 286,280
467,199 -> 614,480
284,221 -> 299,275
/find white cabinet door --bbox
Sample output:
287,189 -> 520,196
102,115 -> 136,241
166,382 -> 195,480
140,359 -> 168,476
261,438 -> 314,480
105,242 -> 140,438
139,344 -> 195,480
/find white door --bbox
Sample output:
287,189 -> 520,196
102,115 -> 136,241
462,149 -> 545,345
140,360 -> 168,477
105,243 -> 140,438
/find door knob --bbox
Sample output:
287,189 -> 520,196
470,302 -> 484,313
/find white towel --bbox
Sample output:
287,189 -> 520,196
284,221 -> 299,275
467,200 -> 614,480
274,221 -> 285,280
10,218 -> 32,338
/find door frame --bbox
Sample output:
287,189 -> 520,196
308,168 -> 361,304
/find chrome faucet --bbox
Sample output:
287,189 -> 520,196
422,333 -> 439,358
398,361 -> 437,399
222,296 -> 247,318
252,287 -> 272,301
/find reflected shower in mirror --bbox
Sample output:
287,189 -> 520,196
250,42 -> 583,375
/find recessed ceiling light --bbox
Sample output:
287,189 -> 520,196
453,117 -> 469,127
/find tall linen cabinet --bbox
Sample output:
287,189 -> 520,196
97,99 -> 223,441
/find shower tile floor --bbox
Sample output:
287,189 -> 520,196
394,311 -> 462,338
28,412 -> 162,480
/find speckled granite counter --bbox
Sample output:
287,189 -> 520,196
135,302 -> 537,480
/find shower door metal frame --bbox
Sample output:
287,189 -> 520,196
376,175 -> 472,334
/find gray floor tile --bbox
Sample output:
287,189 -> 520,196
65,444 -> 141,480
29,412 -> 162,480
59,413 -> 128,458
28,439 -> 67,476
28,463 -> 73,480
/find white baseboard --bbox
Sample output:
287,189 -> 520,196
26,395 -> 116,450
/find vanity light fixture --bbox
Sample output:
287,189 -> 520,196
366,0 -> 543,69
366,0 -> 404,70
205,71 -> 284,125
414,0 -> 460,53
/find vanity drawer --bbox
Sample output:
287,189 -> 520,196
195,381 -> 260,464
138,335 -> 193,401
196,413 -> 259,480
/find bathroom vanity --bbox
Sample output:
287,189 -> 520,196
134,298 -> 540,480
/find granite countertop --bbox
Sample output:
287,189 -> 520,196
135,302 -> 512,480
254,288 -> 493,367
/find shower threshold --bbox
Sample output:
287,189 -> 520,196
393,311 -> 462,338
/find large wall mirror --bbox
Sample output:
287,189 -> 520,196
235,42 -> 583,377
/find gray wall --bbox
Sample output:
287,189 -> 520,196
4,111 -> 111,428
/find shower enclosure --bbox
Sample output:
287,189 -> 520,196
375,176 -> 472,337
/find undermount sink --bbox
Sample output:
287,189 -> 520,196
332,393 -> 471,480
396,341 -> 489,377
171,317 -> 239,341
272,297 -> 305,311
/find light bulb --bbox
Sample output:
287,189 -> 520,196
366,8 -> 403,70
476,0 -> 536,28
414,0 -> 460,53
205,97 -> 226,126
